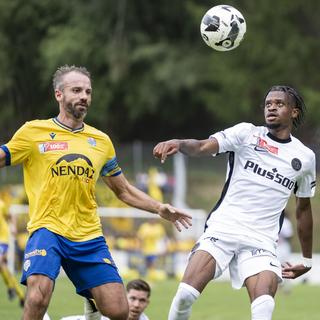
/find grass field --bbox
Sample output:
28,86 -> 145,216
0,275 -> 319,320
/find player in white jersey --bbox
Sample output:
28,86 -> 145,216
153,85 -> 315,320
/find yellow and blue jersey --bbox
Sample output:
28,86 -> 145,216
0,199 -> 9,244
137,222 -> 166,255
0,118 -> 122,241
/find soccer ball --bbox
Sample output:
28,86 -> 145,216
200,5 -> 246,51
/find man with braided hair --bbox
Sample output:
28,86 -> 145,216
153,85 -> 315,320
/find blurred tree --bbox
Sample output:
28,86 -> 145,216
0,0 -> 319,144
0,0 -> 71,138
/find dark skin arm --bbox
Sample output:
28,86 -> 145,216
282,197 -> 313,279
153,138 -> 219,163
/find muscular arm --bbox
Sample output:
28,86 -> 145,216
282,197 -> 313,279
295,197 -> 313,258
102,174 -> 161,213
102,174 -> 192,231
153,138 -> 219,163
0,148 -> 6,168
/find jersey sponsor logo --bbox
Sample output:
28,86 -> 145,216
39,141 -> 68,153
251,248 -> 269,256
291,158 -> 302,171
244,160 -> 295,190
25,249 -> 47,259
51,153 -> 95,181
254,137 -> 278,155
56,154 -> 93,166
251,249 -> 276,257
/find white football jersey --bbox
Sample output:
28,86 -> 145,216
207,122 -> 316,250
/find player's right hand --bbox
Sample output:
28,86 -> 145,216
153,139 -> 180,163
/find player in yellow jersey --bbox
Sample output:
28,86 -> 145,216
137,219 -> 167,278
0,197 -> 25,307
0,65 -> 192,320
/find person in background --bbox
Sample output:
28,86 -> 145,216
137,219 -> 167,279
61,279 -> 151,320
85,279 -> 151,320
0,195 -> 25,307
0,65 -> 192,320
153,85 -> 315,320
277,210 -> 294,294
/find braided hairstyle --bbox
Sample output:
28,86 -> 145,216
264,85 -> 306,129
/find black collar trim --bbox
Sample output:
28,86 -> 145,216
267,132 -> 291,143
52,117 -> 84,133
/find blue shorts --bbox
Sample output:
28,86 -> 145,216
145,255 -> 157,264
21,228 -> 122,298
0,243 -> 9,257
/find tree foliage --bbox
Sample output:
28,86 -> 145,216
0,0 -> 320,143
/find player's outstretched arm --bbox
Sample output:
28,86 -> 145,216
282,197 -> 313,279
102,174 -> 192,232
0,148 -> 6,168
153,138 -> 219,163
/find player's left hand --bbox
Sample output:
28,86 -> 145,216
158,204 -> 192,232
281,261 -> 311,279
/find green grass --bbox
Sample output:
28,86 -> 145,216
1,276 -> 319,320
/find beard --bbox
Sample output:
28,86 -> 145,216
65,102 -> 88,120
265,122 -> 281,129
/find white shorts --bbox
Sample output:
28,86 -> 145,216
191,231 -> 282,289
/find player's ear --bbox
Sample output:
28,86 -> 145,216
291,107 -> 299,119
55,89 -> 63,101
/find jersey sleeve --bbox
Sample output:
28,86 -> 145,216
295,151 -> 316,198
210,122 -> 254,154
1,122 -> 33,166
100,136 -> 122,177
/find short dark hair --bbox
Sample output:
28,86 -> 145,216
52,65 -> 91,90
264,85 -> 306,129
126,279 -> 151,298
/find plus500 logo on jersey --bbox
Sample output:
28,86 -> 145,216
244,160 -> 295,190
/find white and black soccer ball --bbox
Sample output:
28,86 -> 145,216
200,5 -> 246,51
